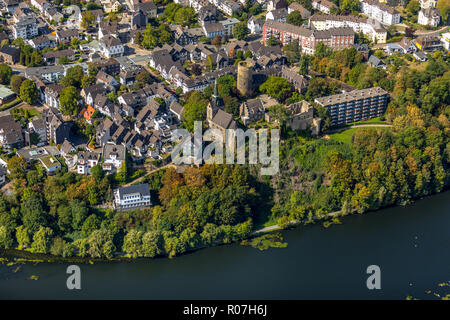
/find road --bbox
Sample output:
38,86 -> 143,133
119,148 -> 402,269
0,101 -> 25,117
325,123 -> 393,134
123,163 -> 176,187
253,210 -> 341,235
414,26 -> 449,37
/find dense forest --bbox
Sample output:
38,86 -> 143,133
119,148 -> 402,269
0,163 -> 260,259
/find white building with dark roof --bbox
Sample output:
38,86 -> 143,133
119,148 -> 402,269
114,183 -> 151,210
418,7 -> 440,26
361,0 -> 400,25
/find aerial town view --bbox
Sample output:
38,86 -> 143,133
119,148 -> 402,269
0,0 -> 448,306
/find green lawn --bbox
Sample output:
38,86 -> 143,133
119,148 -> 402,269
329,127 -> 389,144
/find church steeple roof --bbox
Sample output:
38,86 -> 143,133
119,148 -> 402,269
210,79 -> 223,110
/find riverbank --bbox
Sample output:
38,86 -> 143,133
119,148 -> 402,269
1,190 -> 445,264
2,190 -> 449,299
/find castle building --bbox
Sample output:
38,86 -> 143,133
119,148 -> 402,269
285,100 -> 320,135
237,61 -> 253,96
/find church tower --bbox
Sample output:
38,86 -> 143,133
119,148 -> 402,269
207,79 -> 223,121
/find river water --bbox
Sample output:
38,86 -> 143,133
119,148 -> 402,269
1,191 -> 449,299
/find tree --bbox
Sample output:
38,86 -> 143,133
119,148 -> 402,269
31,51 -> 43,67
87,229 -> 114,258
91,164 -> 104,182
267,36 -> 280,46
135,70 -> 152,87
406,0 -> 420,15
7,156 -> 27,180
16,225 -> 31,248
60,65 -> 83,87
142,231 -> 164,257
233,22 -> 249,40
58,56 -> 70,65
217,74 -> 236,98
191,63 -> 203,76
21,193 -> 47,233
299,55 -> 309,75
286,11 -> 304,26
341,0 -> 360,12
259,76 -> 293,102
81,74 -> 95,88
10,74 -> 25,94
211,35 -> 222,50
182,92 -> 207,132
81,11 -> 95,29
116,161 -> 128,184
123,229 -> 143,258
19,79 -> 38,104
81,214 -> 101,237
31,226 -> 54,254
0,225 -> 13,249
0,63 -> 11,84
267,104 -> 291,127
437,0 -> 450,24
59,86 -> 80,115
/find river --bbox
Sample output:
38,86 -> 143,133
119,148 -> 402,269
1,191 -> 449,299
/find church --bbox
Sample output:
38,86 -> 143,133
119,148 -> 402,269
206,81 -> 237,137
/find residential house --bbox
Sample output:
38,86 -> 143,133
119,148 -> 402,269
99,35 -> 124,58
169,101 -> 184,121
41,107 -> 72,145
312,0 -> 337,14
267,0 -> 287,11
263,20 -> 355,54
28,35 -> 55,50
288,2 -> 310,19
0,46 -> 20,64
43,49 -> 75,65
31,0 -> 49,12
102,143 -> 126,173
368,55 -> 386,68
0,115 -> 24,153
203,23 -> 225,39
266,9 -> 288,23
59,139 -> 75,156
247,16 -> 264,34
39,155 -> 61,175
44,84 -> 64,109
56,29 -> 79,43
418,7 -> 440,26
220,17 -> 240,37
28,118 -> 47,146
77,151 -> 100,175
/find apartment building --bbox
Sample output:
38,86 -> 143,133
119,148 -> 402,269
263,20 -> 354,54
13,16 -> 38,39
361,0 -> 400,25
309,14 -> 387,43
315,87 -> 389,126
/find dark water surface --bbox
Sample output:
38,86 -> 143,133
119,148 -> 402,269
1,191 -> 449,299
